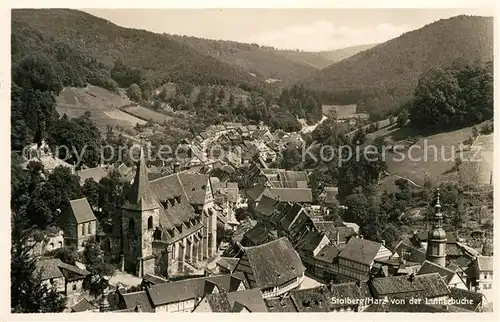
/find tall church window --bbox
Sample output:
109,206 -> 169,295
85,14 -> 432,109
81,223 -> 85,236
148,216 -> 153,230
88,221 -> 92,235
128,218 -> 135,232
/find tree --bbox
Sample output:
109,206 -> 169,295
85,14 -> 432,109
82,240 -> 115,297
82,178 -> 101,210
11,212 -> 66,313
49,114 -> 102,168
397,109 -> 409,127
410,63 -> 493,130
126,83 -> 142,102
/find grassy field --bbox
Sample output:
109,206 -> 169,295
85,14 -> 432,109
122,105 -> 174,124
377,123 -> 492,187
56,85 -> 146,131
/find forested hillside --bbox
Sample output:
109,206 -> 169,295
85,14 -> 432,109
11,9 -> 271,100
301,15 -> 494,119
164,34 -> 318,85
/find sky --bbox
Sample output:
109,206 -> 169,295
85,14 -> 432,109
84,8 -> 493,51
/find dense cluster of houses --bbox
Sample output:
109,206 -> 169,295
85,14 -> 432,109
20,121 -> 493,313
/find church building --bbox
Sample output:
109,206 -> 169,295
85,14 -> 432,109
103,148 -> 218,277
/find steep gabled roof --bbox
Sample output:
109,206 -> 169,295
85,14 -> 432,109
146,273 -> 248,306
417,260 -> 457,284
120,291 -> 154,312
233,237 -> 305,289
66,198 -> 97,224
338,237 -> 383,266
226,288 -> 268,312
476,256 -> 493,272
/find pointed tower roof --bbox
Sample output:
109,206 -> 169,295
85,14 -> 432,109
123,146 -> 160,211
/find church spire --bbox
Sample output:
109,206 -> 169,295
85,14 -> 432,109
123,144 -> 159,211
426,188 -> 447,267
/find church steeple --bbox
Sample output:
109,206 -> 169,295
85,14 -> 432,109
123,145 -> 159,211
426,188 -> 447,267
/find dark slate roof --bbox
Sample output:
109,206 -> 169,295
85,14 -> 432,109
449,287 -> 484,311
328,283 -> 364,308
232,219 -> 258,243
67,198 -> 97,224
121,291 -> 154,312
450,256 -> 472,268
416,273 -> 451,298
216,257 -> 240,273
35,258 -> 64,280
234,237 -> 305,289
203,292 -> 232,312
370,275 -> 426,298
338,237 -> 383,266
417,260 -> 457,284
148,172 -> 202,232
242,223 -> 276,246
370,273 -> 450,299
226,288 -> 268,312
71,298 -> 95,312
58,262 -> 90,281
254,194 -> 279,216
393,240 -> 427,264
313,222 -> 357,244
295,231 -> 326,256
178,172 -> 209,205
314,244 -> 343,263
265,297 -> 297,312
146,273 -> 248,306
246,184 -> 267,202
142,273 -> 168,285
289,287 -> 332,312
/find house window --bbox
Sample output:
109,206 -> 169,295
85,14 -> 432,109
484,274 -> 488,279
88,222 -> 92,235
81,224 -> 85,236
58,241 -> 63,248
49,243 -> 54,250
72,284 -> 77,291
148,216 -> 154,230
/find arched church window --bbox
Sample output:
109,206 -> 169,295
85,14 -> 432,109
148,216 -> 153,230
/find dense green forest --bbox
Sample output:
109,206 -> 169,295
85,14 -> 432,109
409,61 -> 493,130
164,34 -> 318,85
301,15 -> 494,120
12,9 -> 271,99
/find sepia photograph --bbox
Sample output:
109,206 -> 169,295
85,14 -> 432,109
8,3 -> 495,315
